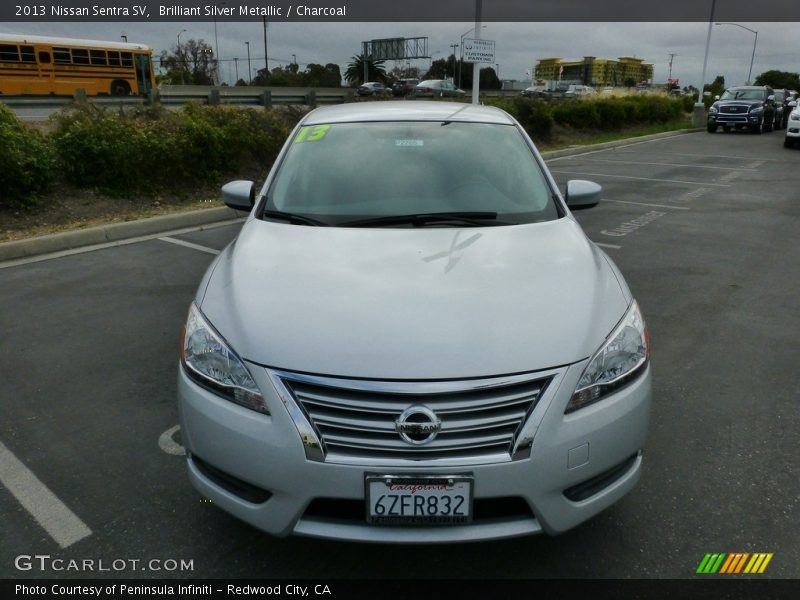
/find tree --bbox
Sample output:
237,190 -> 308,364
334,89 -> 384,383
754,70 -> 800,90
345,54 -> 387,85
424,57 -> 448,80
703,75 -> 726,98
159,38 -> 217,85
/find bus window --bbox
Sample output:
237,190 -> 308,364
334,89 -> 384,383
121,52 -> 133,67
39,51 -> 51,64
20,45 -> 36,63
71,48 -> 89,65
90,50 -> 107,66
0,44 -> 20,62
108,51 -> 121,66
53,47 -> 70,64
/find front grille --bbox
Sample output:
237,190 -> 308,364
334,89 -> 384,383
279,373 -> 551,462
719,103 -> 751,114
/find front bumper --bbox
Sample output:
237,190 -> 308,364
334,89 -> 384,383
178,360 -> 652,542
708,113 -> 761,127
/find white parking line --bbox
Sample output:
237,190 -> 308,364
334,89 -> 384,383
593,242 -> 621,249
0,440 -> 92,548
549,170 -> 731,187
564,157 -> 755,171
0,218 -> 244,270
158,425 -> 186,456
604,199 -> 690,210
159,237 -> 221,255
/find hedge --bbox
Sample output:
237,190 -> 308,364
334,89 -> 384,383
0,104 -> 56,208
0,96 -> 692,208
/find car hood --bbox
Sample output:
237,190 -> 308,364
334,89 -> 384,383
199,217 -> 630,379
714,99 -> 764,109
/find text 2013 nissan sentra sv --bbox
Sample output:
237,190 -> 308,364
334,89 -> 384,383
178,101 -> 652,542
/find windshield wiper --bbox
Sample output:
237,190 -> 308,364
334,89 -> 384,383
339,212 -> 499,228
262,209 -> 329,227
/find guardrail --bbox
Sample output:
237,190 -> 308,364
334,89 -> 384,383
0,86 -> 523,111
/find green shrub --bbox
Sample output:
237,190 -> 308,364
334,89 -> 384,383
553,101 -> 601,129
0,104 -> 56,208
50,103 -> 298,194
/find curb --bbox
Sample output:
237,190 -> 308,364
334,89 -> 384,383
0,206 -> 247,263
540,128 -> 703,160
0,128 -> 702,263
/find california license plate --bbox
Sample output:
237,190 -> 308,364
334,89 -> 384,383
365,475 -> 473,525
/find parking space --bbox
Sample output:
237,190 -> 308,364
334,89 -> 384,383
1,130 -> 798,579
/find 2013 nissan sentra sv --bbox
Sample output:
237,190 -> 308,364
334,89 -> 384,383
178,101 -> 652,542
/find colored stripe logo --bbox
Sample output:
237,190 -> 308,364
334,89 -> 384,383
696,553 -> 773,574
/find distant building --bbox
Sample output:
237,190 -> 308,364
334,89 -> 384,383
535,56 -> 654,87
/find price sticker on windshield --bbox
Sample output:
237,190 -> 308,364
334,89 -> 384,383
295,124 -> 331,143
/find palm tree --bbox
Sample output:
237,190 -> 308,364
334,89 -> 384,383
345,54 -> 387,85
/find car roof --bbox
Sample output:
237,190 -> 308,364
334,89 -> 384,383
302,101 -> 517,125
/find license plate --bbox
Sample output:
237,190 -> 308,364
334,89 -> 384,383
365,475 -> 473,525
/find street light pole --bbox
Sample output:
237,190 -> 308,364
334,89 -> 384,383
449,44 -> 458,79
715,22 -> 758,84
245,41 -> 252,83
262,18 -> 269,76
694,0 -> 717,127
234,57 -> 239,82
213,1 -> 226,85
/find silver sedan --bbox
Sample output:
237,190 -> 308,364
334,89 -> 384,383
178,101 -> 652,542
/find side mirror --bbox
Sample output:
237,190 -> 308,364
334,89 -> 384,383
221,180 -> 255,211
565,180 -> 602,210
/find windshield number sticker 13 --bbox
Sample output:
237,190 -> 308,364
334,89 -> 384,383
295,125 -> 331,144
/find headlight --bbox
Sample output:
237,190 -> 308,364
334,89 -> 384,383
709,106 -> 718,114
791,112 -> 800,121
749,105 -> 764,114
180,303 -> 268,414
566,301 -> 650,413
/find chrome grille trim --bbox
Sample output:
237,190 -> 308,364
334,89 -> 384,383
267,367 -> 566,466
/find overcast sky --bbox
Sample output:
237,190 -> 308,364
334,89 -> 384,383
1,20 -> 795,88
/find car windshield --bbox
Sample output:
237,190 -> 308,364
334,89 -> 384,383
720,89 -> 764,101
264,121 -> 559,226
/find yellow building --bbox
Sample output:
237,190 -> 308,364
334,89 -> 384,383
534,56 -> 653,87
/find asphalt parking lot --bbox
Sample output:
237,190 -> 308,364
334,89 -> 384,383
1,130 -> 798,580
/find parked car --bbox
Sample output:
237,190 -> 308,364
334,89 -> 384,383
357,82 -> 389,97
565,85 -> 597,98
785,104 -> 800,148
178,101 -> 653,542
391,78 -> 419,97
414,79 -> 466,98
520,85 -> 547,98
773,89 -> 791,128
707,86 -> 776,134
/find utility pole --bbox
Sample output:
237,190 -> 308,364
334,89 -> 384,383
667,52 -> 677,81
234,57 -> 239,82
449,44 -> 458,79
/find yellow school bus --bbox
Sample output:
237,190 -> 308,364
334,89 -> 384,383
0,34 -> 156,96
